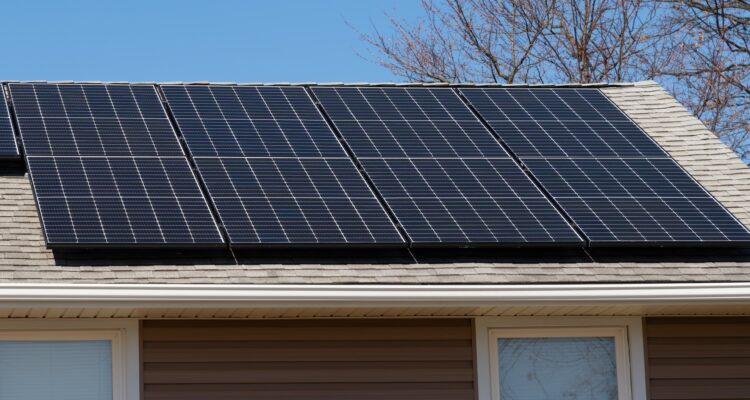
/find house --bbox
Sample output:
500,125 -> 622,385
0,79 -> 748,400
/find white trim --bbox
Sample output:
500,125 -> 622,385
0,319 -> 139,400
489,327 -> 630,400
475,317 -> 647,400
0,282 -> 746,308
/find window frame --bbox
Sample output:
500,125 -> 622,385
0,319 -> 138,400
489,326 -> 630,400
475,316 -> 647,400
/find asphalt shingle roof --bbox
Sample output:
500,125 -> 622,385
1,80 -> 749,284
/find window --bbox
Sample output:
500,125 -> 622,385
0,331 -> 123,400
489,327 -> 631,400
475,318 -> 646,400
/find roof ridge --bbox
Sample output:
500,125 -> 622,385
1,80 -> 654,87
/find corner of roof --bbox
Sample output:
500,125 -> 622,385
633,80 -> 659,86
602,80 -> 750,231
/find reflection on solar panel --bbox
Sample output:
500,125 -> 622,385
461,88 -> 750,245
162,85 -> 404,246
0,93 -> 19,158
313,86 -> 582,246
9,83 -> 223,246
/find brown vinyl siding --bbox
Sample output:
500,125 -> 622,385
645,317 -> 750,400
141,319 -> 476,400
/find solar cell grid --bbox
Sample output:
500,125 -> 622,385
313,87 -> 504,158
11,83 -> 224,247
313,86 -> 583,246
14,83 -> 747,248
358,158 -> 578,244
461,88 -> 667,158
162,85 -> 345,158
162,85 -> 405,246
9,84 -> 184,157
195,157 -> 401,244
28,156 -> 222,245
460,87 -> 750,245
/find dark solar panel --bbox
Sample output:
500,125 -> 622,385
313,86 -> 583,246
461,88 -> 666,158
162,85 -> 344,158
312,86 -> 505,158
461,87 -> 750,245
10,83 -> 183,156
0,94 -> 19,158
162,85 -> 404,246
10,83 -> 224,247
195,157 -> 402,244
28,156 -> 222,245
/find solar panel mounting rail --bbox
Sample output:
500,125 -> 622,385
0,84 -> 21,159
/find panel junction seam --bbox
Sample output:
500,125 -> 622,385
153,84 -> 232,248
452,87 -> 590,247
303,86 -> 412,247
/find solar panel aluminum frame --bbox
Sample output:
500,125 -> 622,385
161,84 -> 407,248
0,84 -> 21,159
12,83 -> 226,249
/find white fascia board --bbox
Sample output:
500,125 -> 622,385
0,282 -> 749,308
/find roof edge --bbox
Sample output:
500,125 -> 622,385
0,282 -> 748,307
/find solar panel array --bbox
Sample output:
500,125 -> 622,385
5,82 -> 749,249
161,85 -> 404,245
461,88 -> 750,245
312,87 -> 583,245
10,83 -> 224,246
0,92 -> 19,158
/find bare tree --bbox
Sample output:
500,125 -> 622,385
358,0 -> 750,160
360,0 -> 665,83
660,0 -> 750,158
358,0 -> 552,83
536,0 -> 665,82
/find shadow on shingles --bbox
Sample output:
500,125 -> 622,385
51,247 -> 414,267
0,162 -> 27,176
51,246 -> 594,267
588,246 -> 750,263
50,245 -> 750,267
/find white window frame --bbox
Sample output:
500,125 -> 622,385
0,319 -> 138,400
475,316 -> 647,400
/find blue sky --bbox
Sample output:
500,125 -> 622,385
1,0 -> 423,82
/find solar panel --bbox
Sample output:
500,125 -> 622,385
28,156 -> 221,245
10,83 -> 183,156
461,87 -> 750,245
195,157 -> 402,244
313,86 -> 583,246
9,83 -> 224,247
0,91 -> 19,158
161,85 -> 404,246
